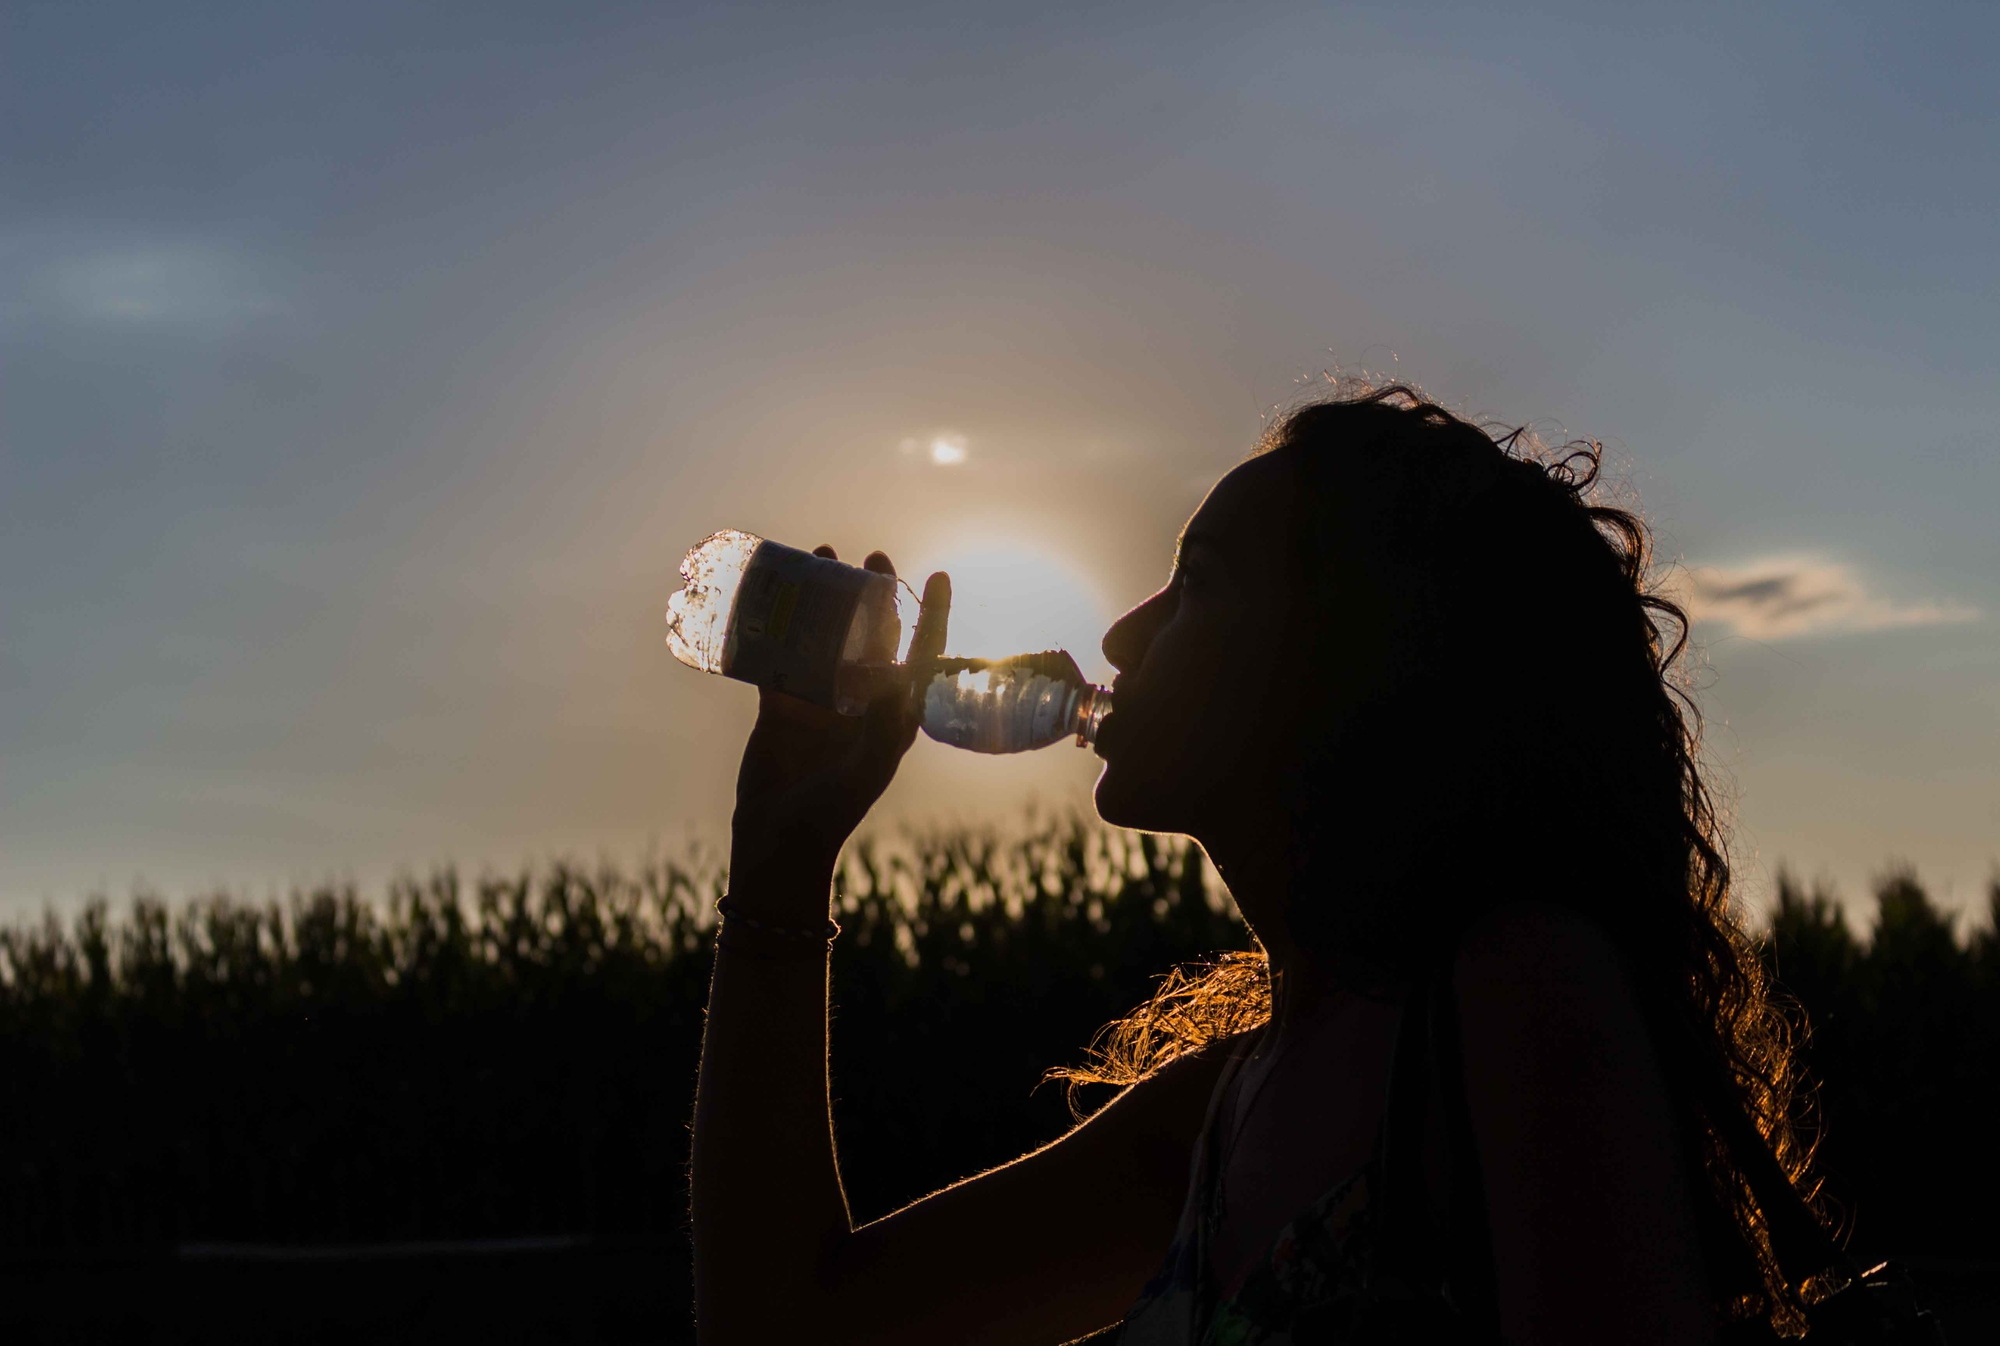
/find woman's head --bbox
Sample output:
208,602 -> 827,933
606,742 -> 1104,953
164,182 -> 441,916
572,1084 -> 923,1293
1096,386 -> 1706,971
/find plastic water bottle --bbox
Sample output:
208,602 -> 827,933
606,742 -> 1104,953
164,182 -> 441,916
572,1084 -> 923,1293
665,531 -> 1111,749
665,530 -> 908,716
920,651 -> 1112,753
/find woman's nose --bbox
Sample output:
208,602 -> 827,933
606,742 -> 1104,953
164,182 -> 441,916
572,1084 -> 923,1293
1102,587 -> 1172,674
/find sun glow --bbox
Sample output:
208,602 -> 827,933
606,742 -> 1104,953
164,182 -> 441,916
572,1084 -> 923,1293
920,541 -> 1112,683
930,436 -> 968,465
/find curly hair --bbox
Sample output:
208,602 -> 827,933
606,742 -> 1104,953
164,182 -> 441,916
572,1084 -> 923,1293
1051,384 -> 1821,1332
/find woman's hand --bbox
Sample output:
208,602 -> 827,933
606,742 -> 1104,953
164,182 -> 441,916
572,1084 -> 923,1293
727,547 -> 950,916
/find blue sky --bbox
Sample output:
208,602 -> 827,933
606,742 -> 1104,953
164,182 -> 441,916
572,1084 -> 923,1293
5,1 -> 1996,922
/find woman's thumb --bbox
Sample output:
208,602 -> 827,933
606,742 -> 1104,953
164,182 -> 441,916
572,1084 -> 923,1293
911,572 -> 951,662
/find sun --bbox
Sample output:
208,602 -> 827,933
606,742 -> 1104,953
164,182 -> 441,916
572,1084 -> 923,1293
918,541 -> 1113,683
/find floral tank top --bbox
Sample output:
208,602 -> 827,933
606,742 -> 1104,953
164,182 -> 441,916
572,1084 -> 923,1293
1113,978 -> 1497,1345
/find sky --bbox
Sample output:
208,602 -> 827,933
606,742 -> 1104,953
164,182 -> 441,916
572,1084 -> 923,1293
4,1 -> 1996,927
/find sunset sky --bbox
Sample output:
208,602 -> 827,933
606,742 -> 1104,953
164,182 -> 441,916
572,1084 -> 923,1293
6,2 -> 1996,924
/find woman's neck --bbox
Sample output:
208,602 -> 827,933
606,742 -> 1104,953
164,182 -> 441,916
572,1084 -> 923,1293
1199,810 -> 1343,1035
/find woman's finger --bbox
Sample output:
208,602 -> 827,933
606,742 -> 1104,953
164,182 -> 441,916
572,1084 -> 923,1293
813,544 -> 838,560
862,550 -> 894,576
910,571 -> 951,663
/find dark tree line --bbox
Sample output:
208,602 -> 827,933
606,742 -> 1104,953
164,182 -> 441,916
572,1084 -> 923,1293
0,821 -> 1248,1258
1765,864 -> 2000,1257
0,820 -> 1993,1339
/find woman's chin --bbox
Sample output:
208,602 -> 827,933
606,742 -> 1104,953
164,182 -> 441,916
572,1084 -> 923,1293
1092,761 -> 1172,833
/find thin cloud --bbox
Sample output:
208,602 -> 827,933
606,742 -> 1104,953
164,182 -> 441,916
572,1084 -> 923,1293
1678,554 -> 1978,641
5,238 -> 280,329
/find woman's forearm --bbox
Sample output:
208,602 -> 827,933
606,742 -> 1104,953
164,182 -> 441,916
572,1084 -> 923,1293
690,865 -> 853,1344
689,560 -> 945,1343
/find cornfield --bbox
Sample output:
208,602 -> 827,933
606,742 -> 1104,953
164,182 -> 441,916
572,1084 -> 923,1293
0,818 -> 1994,1341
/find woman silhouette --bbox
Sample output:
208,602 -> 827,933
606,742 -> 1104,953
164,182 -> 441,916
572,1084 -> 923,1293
690,386 -> 1818,1344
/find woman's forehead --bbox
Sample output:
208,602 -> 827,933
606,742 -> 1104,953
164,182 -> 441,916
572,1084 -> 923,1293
1183,452 -> 1303,553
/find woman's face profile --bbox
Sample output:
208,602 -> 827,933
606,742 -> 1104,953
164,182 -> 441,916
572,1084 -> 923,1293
1094,449 -> 1385,840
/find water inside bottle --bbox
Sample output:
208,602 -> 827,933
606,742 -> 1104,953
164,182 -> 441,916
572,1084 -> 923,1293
665,529 -> 761,674
920,652 -> 1110,754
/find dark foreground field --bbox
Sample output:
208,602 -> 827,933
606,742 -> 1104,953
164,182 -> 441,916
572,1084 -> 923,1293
3,820 -> 1995,1343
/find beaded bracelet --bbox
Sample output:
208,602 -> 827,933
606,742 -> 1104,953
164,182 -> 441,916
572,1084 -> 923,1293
716,895 -> 840,943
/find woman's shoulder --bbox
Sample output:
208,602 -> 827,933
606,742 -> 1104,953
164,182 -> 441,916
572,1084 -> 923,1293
1453,899 -> 1630,990
1449,899 -> 1650,1083
1104,1026 -> 1263,1136
1456,895 -> 1622,962
1445,906 -> 1718,1342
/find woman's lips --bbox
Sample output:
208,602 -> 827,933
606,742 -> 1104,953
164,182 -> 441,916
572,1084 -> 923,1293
1092,712 -> 1120,758
1095,679 -> 1132,757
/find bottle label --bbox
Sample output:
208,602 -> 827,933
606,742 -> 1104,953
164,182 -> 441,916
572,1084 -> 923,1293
722,541 -> 876,708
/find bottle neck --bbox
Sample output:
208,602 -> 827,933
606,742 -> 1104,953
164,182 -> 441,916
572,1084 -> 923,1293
1072,685 -> 1112,747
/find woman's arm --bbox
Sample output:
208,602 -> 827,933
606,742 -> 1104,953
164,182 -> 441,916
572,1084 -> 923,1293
689,550 -> 1222,1345
693,862 -> 1231,1345
696,908 -> 1230,1345
1454,902 -> 1717,1346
